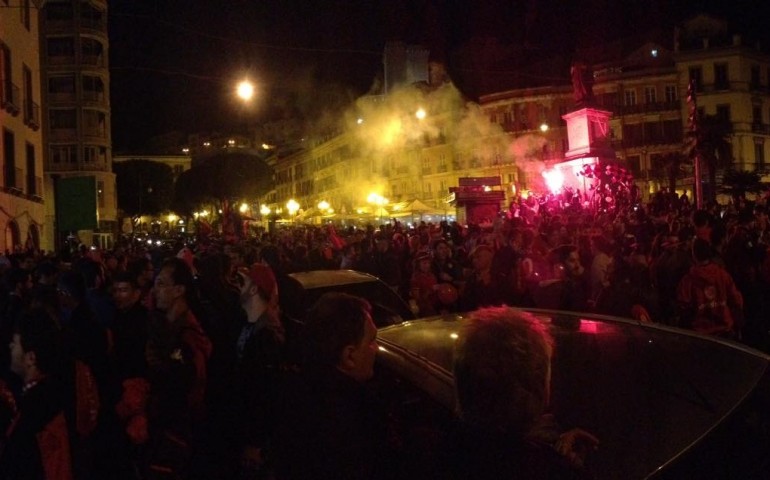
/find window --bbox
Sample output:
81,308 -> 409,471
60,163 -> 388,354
82,75 -> 104,101
49,75 -> 76,99
751,66 -> 761,89
50,109 -> 76,129
46,2 -> 74,20
22,65 -> 34,122
439,180 -> 448,195
626,155 -> 641,176
81,3 -> 104,25
715,104 -> 731,124
3,129 -> 15,189
81,37 -> 104,64
753,106 -> 762,126
421,157 -> 431,175
714,63 -> 729,90
424,182 -> 432,194
22,0 -> 30,30
755,140 -> 765,170
50,145 -> 77,164
47,37 -> 75,57
1,42 -> 11,103
624,89 -> 636,106
664,85 -> 677,103
689,66 -> 703,92
83,109 -> 106,136
83,145 -> 105,163
644,86 -> 656,104
25,143 -> 36,195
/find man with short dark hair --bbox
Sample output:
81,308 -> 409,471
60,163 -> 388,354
271,292 -> 382,479
533,244 -> 589,312
1,308 -> 72,479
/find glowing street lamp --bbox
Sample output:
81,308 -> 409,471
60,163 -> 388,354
415,108 -> 427,120
317,200 -> 330,211
539,122 -> 549,132
286,199 -> 300,216
236,79 -> 255,101
260,205 -> 271,216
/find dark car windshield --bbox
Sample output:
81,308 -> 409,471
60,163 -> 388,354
282,277 -> 414,327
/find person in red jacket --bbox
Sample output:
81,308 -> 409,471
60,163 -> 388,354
677,238 -> 743,337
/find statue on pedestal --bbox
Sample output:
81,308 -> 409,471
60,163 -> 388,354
570,60 -> 595,107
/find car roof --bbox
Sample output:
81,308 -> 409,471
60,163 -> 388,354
286,269 -> 380,289
377,309 -> 770,479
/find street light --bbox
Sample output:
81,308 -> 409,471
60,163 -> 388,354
236,79 -> 255,101
286,199 -> 300,222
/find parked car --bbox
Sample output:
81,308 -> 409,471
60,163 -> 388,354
374,309 -> 770,479
279,269 -> 415,328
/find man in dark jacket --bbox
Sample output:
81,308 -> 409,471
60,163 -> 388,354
271,292 -> 384,480
1,308 -> 72,480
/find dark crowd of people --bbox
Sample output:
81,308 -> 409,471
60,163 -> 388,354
1,188 -> 769,479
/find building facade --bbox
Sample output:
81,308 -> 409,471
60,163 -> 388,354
40,0 -> 117,249
0,0 -> 47,252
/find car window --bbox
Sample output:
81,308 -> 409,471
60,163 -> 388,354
284,281 -> 414,327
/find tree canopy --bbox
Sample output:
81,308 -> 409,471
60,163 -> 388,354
171,151 -> 274,216
113,159 -> 174,216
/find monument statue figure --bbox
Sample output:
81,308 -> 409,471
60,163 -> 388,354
570,60 -> 595,106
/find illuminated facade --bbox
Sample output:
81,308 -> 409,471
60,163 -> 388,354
40,0 -> 117,248
0,0 -> 47,252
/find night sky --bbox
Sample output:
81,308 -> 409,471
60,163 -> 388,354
108,0 -> 770,152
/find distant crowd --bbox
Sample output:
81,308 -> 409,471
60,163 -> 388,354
1,188 -> 770,479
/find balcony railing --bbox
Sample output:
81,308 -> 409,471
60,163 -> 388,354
47,54 -> 76,66
81,54 -> 105,67
615,100 -> 680,116
48,91 -> 77,103
1,81 -> 21,115
80,17 -> 107,32
82,90 -> 105,102
23,99 -> 40,130
751,123 -> 770,135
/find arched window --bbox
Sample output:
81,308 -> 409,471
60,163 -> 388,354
5,220 -> 20,253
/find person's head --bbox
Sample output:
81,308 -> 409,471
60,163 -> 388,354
153,258 -> 195,312
414,252 -> 432,273
433,239 -> 452,260
454,307 -> 553,435
10,308 -> 63,382
303,292 -> 377,382
127,257 -> 154,288
74,258 -> 104,290
112,271 -> 141,311
237,263 -> 278,311
7,267 -> 33,295
548,244 -> 583,279
56,270 -> 87,309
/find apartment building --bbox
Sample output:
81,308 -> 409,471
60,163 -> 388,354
0,0 -> 47,252
40,0 -> 117,248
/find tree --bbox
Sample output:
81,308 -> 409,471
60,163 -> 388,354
687,114 -> 733,204
720,169 -> 766,205
113,159 -> 174,217
171,151 -> 274,217
653,151 -> 689,195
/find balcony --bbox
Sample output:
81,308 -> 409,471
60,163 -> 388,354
81,54 -> 105,67
47,54 -> 77,66
80,17 -> 107,32
616,101 -> 680,116
751,123 -> 770,135
82,90 -> 105,102
49,91 -> 77,103
1,81 -> 21,115
23,100 -> 40,130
